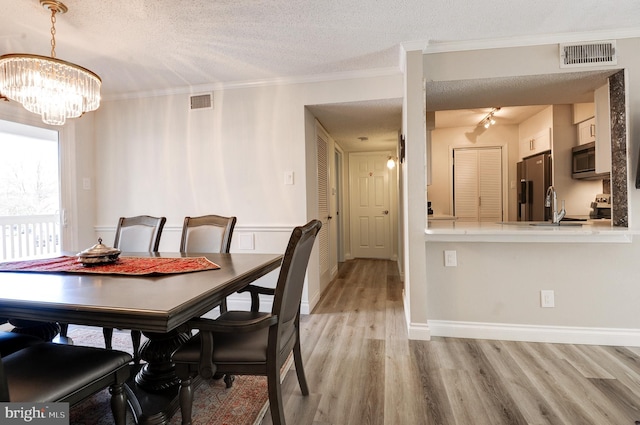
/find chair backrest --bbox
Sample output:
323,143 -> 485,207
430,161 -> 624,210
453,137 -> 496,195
179,215 -> 237,254
270,220 -> 322,347
113,215 -> 166,252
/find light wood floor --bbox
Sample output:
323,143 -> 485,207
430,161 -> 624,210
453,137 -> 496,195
260,258 -> 640,425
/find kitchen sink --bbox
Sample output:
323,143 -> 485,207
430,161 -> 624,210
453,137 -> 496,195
498,221 -> 583,227
529,221 -> 583,227
559,216 -> 588,222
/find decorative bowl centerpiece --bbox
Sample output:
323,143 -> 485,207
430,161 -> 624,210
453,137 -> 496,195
77,238 -> 121,266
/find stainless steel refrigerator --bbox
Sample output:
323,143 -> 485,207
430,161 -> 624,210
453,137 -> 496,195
517,151 -> 552,221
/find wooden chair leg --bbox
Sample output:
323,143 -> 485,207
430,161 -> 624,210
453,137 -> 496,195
293,339 -> 309,395
130,330 -> 142,364
268,367 -> 286,425
223,374 -> 235,388
109,382 -> 127,425
103,327 -> 114,350
178,376 -> 194,425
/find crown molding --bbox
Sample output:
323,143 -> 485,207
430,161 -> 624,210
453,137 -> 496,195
422,27 -> 640,54
102,66 -> 401,101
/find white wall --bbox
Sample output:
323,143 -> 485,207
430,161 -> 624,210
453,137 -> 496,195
91,74 -> 403,313
403,49 -> 428,336
425,240 -> 640,345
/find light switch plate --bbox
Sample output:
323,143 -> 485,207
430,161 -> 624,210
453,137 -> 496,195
284,171 -> 294,185
541,290 -> 555,308
444,250 -> 457,267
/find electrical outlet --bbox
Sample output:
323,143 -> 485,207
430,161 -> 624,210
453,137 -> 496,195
540,290 -> 555,308
444,250 -> 457,267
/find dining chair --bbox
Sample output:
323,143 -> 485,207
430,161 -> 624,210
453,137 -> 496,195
104,215 -> 166,364
180,214 -> 237,313
0,342 -> 132,425
172,219 -> 321,425
113,215 -> 167,252
59,214 -> 167,351
0,331 -> 42,357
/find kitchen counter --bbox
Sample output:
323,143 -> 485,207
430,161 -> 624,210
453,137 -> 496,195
428,214 -> 457,220
425,219 -> 636,243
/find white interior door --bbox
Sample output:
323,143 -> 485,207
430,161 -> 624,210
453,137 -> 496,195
349,152 -> 391,259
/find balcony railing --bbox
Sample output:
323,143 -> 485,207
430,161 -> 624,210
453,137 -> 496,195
0,215 -> 61,261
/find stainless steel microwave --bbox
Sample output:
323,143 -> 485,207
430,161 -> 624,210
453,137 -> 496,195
572,142 -> 608,180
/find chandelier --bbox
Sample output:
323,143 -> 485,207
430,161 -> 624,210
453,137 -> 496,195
0,0 -> 101,126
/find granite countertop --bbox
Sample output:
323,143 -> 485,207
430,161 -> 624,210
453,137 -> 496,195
425,219 -> 635,243
428,214 -> 457,220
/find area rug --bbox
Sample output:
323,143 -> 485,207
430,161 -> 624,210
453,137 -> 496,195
65,325 -> 269,425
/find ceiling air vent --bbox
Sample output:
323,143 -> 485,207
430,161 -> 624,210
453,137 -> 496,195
189,93 -> 213,110
559,41 -> 617,68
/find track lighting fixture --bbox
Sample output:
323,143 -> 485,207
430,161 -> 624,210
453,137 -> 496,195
480,107 -> 501,129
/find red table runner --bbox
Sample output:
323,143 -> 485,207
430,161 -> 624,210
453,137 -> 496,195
0,256 -> 220,275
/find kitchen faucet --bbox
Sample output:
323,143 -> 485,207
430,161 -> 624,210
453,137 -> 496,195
545,185 -> 566,224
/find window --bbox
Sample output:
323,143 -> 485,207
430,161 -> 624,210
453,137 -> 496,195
0,120 -> 61,260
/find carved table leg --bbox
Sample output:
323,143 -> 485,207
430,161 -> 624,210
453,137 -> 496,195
124,329 -> 192,425
135,330 -> 192,391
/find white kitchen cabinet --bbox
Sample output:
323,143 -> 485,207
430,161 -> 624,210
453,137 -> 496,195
519,127 -> 551,159
594,82 -> 611,174
578,117 -> 596,145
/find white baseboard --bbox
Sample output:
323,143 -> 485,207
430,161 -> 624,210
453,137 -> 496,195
403,292 -> 431,340
427,320 -> 640,347
408,322 -> 431,340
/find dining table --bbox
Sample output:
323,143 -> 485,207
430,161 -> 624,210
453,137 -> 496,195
0,251 -> 283,425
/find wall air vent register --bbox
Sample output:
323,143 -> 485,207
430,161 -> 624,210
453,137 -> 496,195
559,41 -> 617,68
189,93 -> 213,110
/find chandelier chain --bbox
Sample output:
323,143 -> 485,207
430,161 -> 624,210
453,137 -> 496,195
50,7 -> 57,58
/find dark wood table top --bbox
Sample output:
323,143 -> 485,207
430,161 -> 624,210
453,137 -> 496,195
0,252 -> 282,333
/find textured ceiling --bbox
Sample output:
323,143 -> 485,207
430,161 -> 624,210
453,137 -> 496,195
2,0 -> 640,150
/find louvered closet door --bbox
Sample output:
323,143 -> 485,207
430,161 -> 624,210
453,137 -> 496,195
477,149 -> 503,222
453,147 -> 503,222
316,125 -> 330,286
452,149 -> 478,221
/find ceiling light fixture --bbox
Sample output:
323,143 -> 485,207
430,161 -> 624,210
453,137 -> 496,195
480,107 -> 501,129
0,0 -> 101,126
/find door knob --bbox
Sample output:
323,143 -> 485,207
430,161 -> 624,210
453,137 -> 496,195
382,210 -> 389,215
